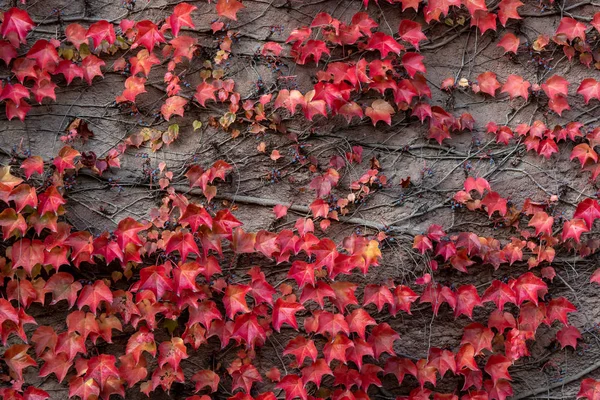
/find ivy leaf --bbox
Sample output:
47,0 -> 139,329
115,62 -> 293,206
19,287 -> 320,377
346,308 -> 376,339
571,143 -> 598,168
365,99 -> 395,126
161,96 -> 188,121
556,16 -> 586,42
497,33 -> 520,54
562,218 -> 589,243
301,359 -> 332,387
513,272 -> 547,306
277,374 -> 307,400
77,280 -> 113,314
476,71 -> 501,97
192,369 -> 219,393
1,8 -> 34,45
86,20 -> 116,48
363,284 -> 394,312
283,336 -> 317,364
65,23 -> 88,50
45,272 -> 82,308
501,75 -> 530,100
542,75 -> 569,99
130,49 -> 160,77
365,32 -> 404,58
3,344 -> 36,381
471,11 -> 497,34
231,364 -> 262,393
0,83 -> 29,104
158,337 -> 188,370
546,297 -> 576,325
11,238 -> 44,275
26,39 -> 59,69
574,198 -> 600,228
86,354 -> 120,389
39,351 -> 72,383
169,3 -> 197,37
402,52 -> 426,78
216,0 -> 246,20
116,76 -> 146,103
578,378 -> 600,399
223,284 -> 251,319
577,78 -> 600,104
527,211 -> 554,236
398,20 -> 426,50
384,357 -> 417,385
415,358 -> 437,388
498,0 -> 523,25
55,60 -> 84,85
133,20 -> 165,50
53,145 -> 80,173
272,298 -> 304,332
368,323 -> 400,358
556,326 -> 581,349
461,323 -> 494,355
454,285 -> 482,319
484,354 -> 512,385
81,55 -> 105,85
323,333 -> 353,364
481,191 -> 507,217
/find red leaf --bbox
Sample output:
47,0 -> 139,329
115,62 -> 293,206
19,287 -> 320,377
277,374 -> 307,400
574,198 -> 600,228
501,74 -> 530,100
578,378 -> 600,399
158,337 -> 188,370
484,354 -> 512,385
556,16 -> 587,42
283,336 -> 317,364
81,55 -> 105,85
542,75 -> 569,99
346,308 -> 376,339
26,39 -> 59,69
476,72 -> 501,97
161,95 -> 188,120
461,323 -> 494,355
301,359 -> 332,387
272,298 -> 304,332
513,272 -> 547,306
77,280 -> 113,314
398,20 -> 426,50
368,323 -> 400,358
116,76 -> 146,103
216,0 -> 245,21
562,218 -> 589,243
454,285 -> 482,319
402,52 -> 426,78
3,344 -> 36,381
1,8 -> 34,45
365,32 -> 404,58
498,0 -> 523,25
527,211 -> 554,236
323,333 -> 353,364
365,99 -> 395,126
471,10 -> 497,34
86,20 -> 116,48
133,20 -> 165,50
577,78 -> 600,104
0,83 -> 29,104
481,191 -> 507,217
498,33 -> 520,54
571,143 -> 598,168
546,297 -> 576,325
557,326 -> 581,349
192,369 -> 219,393
169,3 -> 197,37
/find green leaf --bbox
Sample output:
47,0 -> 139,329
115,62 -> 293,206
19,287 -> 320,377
193,120 -> 202,131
